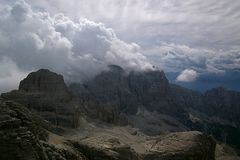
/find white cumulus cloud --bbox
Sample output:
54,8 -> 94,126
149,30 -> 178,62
0,57 -> 29,93
0,0 -> 152,92
145,43 -> 240,74
176,69 -> 198,82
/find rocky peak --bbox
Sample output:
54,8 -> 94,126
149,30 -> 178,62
128,70 -> 169,96
19,69 -> 68,95
2,69 -> 77,128
108,65 -> 125,74
92,65 -> 126,88
69,66 -> 175,124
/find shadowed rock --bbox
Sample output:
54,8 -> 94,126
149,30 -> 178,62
69,127 -> 216,160
19,69 -> 70,98
2,69 -> 79,128
0,98 -> 86,160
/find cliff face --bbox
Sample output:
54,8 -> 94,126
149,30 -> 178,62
70,66 -> 187,127
202,87 -> 240,125
1,69 -> 79,128
127,70 -> 181,116
0,98 -> 87,160
19,69 -> 69,96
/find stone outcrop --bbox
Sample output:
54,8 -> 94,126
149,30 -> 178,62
69,65 -> 187,126
1,69 -> 79,128
69,65 -> 133,125
72,137 -> 140,160
0,98 -> 217,160
202,87 -> 240,125
19,69 -> 69,97
143,131 -> 216,160
215,143 -> 240,160
69,128 -> 216,160
0,98 -> 86,160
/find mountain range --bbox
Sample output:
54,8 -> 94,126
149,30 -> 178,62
1,66 -> 240,160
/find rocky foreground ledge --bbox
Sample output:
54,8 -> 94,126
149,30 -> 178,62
0,98 -> 216,160
0,98 -> 87,160
69,126 -> 216,160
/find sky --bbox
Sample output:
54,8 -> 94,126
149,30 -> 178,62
0,0 -> 240,92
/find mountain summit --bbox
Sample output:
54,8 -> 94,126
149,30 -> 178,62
19,69 -> 69,96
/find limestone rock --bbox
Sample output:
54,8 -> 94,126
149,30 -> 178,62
1,69 -> 79,128
67,122 -> 216,160
202,87 -> 240,125
69,65 -> 186,126
19,69 -> 69,97
0,98 -> 86,160
143,131 -> 216,160
69,66 -> 240,150
215,143 -> 240,160
71,136 -> 139,160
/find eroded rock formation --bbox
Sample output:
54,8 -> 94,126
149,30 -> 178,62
1,69 -> 79,128
0,98 -> 86,160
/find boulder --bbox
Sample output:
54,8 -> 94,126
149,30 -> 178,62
143,131 -> 216,160
71,136 -> 139,160
68,124 -> 216,160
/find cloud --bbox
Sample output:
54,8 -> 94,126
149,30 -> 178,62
0,0 -> 152,92
11,0 -> 30,22
0,57 -> 29,93
145,43 -> 240,74
25,0 -> 240,50
26,0 -> 240,76
176,69 -> 198,82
